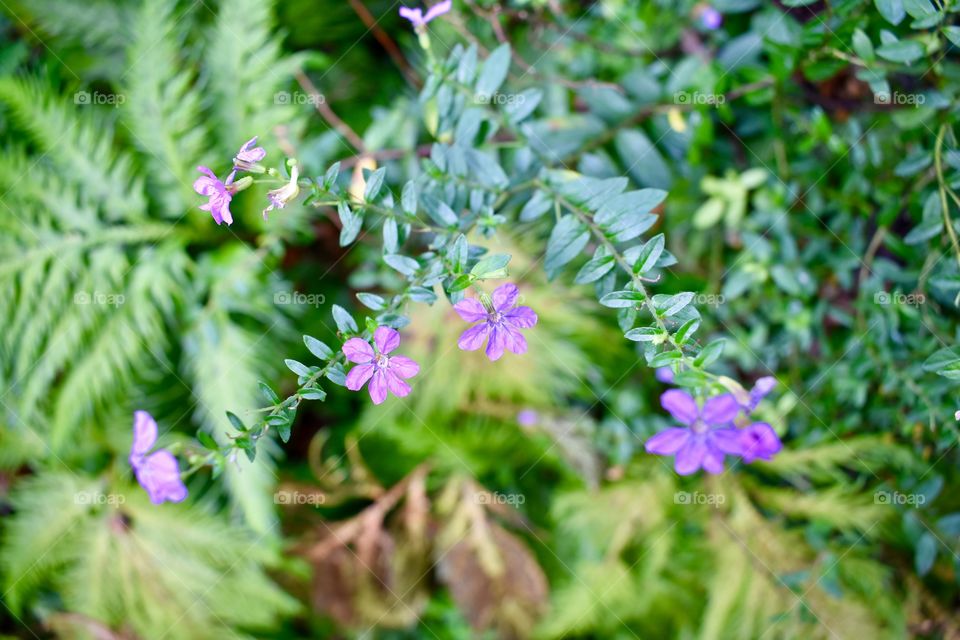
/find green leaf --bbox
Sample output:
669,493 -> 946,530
575,255 -> 615,284
615,130 -> 672,189
875,0 -> 905,21
876,40 -> 924,64
338,201 -> 362,246
545,215 -> 589,277
225,411 -> 245,432
284,359 -> 311,377
304,335 -> 334,360
401,180 -> 417,215
624,326 -> 662,342
197,430 -> 219,450
323,162 -> 340,189
357,292 -> 386,310
852,29 -> 874,61
299,387 -> 327,401
470,253 -> 511,279
633,234 -> 665,274
695,340 -> 725,367
649,350 -> 682,367
384,253 -> 420,276
258,381 -> 280,404
363,167 -> 386,201
923,348 -> 960,379
475,43 -> 511,97
600,290 -> 646,308
658,292 -> 694,316
916,533 -> 938,576
383,217 -> 399,253
519,190 -> 553,221
331,304 -> 359,334
429,201 -> 459,227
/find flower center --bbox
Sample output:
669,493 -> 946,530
375,354 -> 390,369
691,418 -> 708,434
488,311 -> 504,324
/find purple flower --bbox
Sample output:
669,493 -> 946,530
517,409 -> 539,427
645,390 -> 742,475
343,326 -> 420,405
399,0 -> 452,27
745,376 -> 776,412
233,136 -> 266,173
194,167 -> 236,225
655,367 -> 675,384
263,165 -> 300,220
129,411 -> 188,505
739,422 -> 782,463
454,283 -> 538,361
699,6 -> 722,30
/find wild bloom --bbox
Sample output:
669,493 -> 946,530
263,164 -> 300,219
233,136 -> 266,173
745,376 -> 776,412
739,422 -> 782,463
697,5 -> 722,30
516,409 -> 539,427
194,167 -> 236,225
399,0 -> 451,28
343,326 -> 420,405
129,411 -> 188,504
656,367 -> 675,384
645,390 -> 742,475
454,283 -> 538,361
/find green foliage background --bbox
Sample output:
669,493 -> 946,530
1,0 -> 959,638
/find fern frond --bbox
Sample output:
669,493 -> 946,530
122,0 -> 207,216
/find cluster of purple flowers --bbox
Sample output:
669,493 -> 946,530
645,374 -> 782,474
341,283 -> 538,404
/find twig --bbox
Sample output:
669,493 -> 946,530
295,70 -> 368,154
347,0 -> 422,88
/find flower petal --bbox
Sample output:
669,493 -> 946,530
504,306 -> 537,328
709,428 -> 743,455
701,394 -> 740,426
458,324 -> 489,351
701,445 -> 725,474
386,370 -> 412,398
423,0 -> 452,22
503,325 -> 528,355
453,298 -> 487,323
345,363 -> 374,391
748,376 -> 777,410
130,410 -> 158,463
388,355 -> 420,379
342,338 -> 375,363
485,325 -> 506,361
368,370 -> 388,404
645,427 -> 691,455
374,326 -> 401,354
674,436 -> 707,475
660,389 -> 698,425
136,451 -> 187,504
491,283 -> 519,312
398,6 -> 424,24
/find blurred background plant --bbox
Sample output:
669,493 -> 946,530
2,0 -> 960,638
